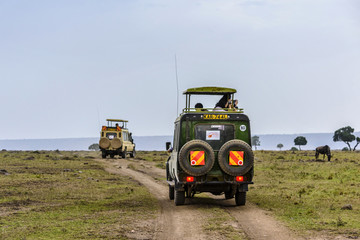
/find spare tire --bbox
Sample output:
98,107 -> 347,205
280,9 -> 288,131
111,138 -> 122,149
218,140 -> 254,176
99,137 -> 110,149
178,140 -> 215,176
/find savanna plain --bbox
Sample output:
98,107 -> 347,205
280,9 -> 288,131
0,150 -> 359,239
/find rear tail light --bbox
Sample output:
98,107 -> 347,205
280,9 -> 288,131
235,176 -> 244,182
186,176 -> 194,182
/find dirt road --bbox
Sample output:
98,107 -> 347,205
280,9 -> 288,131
97,157 -> 303,240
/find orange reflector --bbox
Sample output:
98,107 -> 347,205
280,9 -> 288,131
236,176 -> 244,182
102,126 -> 107,131
229,151 -> 244,166
190,151 -> 205,166
186,176 -> 194,182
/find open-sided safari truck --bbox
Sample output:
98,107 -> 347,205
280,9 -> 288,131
166,87 -> 254,206
99,119 -> 135,159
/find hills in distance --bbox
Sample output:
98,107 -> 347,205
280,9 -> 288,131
1,132 -> 359,151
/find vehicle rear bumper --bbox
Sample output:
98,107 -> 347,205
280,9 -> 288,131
167,180 -> 253,192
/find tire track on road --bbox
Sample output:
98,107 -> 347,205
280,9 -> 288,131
98,157 -> 304,240
97,158 -> 209,240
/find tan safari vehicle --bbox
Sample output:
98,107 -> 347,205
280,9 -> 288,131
99,119 -> 136,159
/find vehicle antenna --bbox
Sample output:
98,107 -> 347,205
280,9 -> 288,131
175,54 -> 179,115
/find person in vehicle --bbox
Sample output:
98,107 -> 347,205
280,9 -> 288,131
215,94 -> 230,108
227,99 -> 239,109
214,94 -> 234,111
129,133 -> 134,143
233,99 -> 239,109
195,103 -> 204,111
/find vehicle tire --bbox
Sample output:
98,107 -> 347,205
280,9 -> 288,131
225,190 -> 234,199
122,149 -> 127,159
99,137 -> 110,149
218,140 -> 254,176
111,138 -> 122,149
130,149 -> 136,158
178,140 -> 215,176
110,154 -> 115,158
169,185 -> 175,200
235,191 -> 246,206
101,151 -> 107,159
174,189 -> 185,205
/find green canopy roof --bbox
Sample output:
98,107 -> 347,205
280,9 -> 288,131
106,119 -> 128,122
183,86 -> 236,95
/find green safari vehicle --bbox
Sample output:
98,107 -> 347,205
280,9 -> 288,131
166,87 -> 254,206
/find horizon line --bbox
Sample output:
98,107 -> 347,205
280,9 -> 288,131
1,131 -> 359,141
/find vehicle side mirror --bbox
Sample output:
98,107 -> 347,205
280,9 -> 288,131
166,142 -> 172,151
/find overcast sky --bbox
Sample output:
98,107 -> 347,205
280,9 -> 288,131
1,0 -> 359,139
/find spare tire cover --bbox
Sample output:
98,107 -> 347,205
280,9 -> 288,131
111,138 -> 122,149
99,137 -> 111,149
178,140 -> 215,176
218,140 -> 254,176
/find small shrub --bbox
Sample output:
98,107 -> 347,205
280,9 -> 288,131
336,216 -> 347,227
342,147 -> 349,151
290,147 -> 298,151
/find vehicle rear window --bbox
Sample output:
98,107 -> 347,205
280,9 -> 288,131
195,124 -> 234,150
106,133 -> 117,139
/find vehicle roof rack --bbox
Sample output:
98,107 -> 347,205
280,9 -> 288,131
183,86 -> 236,95
182,86 -> 240,113
106,119 -> 128,122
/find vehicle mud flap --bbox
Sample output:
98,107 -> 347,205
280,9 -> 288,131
178,140 -> 215,176
110,138 -> 122,149
99,137 -> 110,149
235,191 -> 246,206
218,140 -> 254,176
169,185 -> 174,200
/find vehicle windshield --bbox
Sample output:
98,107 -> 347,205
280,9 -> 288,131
106,132 -> 117,139
183,95 -> 241,112
195,124 -> 234,150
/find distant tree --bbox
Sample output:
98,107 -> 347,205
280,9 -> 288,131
354,137 -> 360,151
88,143 -> 100,151
333,126 -> 359,151
290,147 -> 298,151
294,136 -> 307,150
251,136 -> 260,150
277,143 -> 284,151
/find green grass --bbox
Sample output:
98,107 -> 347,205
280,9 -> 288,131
248,150 -> 360,237
0,151 -> 158,239
136,151 -> 168,169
